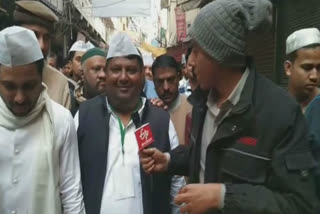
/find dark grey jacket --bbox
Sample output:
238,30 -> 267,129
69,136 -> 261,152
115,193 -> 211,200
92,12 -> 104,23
168,62 -> 319,214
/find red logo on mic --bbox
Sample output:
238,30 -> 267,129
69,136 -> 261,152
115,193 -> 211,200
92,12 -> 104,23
135,123 -> 154,150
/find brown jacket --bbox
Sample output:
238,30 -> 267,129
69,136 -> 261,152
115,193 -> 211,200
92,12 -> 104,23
169,94 -> 192,145
43,64 -> 71,109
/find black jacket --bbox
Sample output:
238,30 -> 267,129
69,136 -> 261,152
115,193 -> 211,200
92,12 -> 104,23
77,95 -> 172,214
168,63 -> 319,214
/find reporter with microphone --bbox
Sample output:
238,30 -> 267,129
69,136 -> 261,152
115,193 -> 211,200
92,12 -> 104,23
139,0 -> 319,214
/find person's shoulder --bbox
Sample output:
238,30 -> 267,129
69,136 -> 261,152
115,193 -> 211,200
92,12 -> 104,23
43,64 -> 68,83
307,94 -> 320,114
81,95 -> 105,108
254,72 -> 300,122
255,73 -> 297,107
146,99 -> 168,113
50,99 -> 73,121
180,94 -> 192,108
78,95 -> 106,117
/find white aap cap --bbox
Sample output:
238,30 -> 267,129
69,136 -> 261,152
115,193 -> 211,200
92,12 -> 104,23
0,26 -> 43,67
86,41 -> 95,50
69,40 -> 89,53
143,54 -> 154,66
286,28 -> 320,55
107,32 -> 140,60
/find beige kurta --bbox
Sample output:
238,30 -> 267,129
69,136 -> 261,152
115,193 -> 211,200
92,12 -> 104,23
43,64 -> 71,109
169,94 -> 192,145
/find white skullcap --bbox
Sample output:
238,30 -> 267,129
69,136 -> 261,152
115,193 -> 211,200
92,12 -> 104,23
69,40 -> 89,53
286,28 -> 320,54
86,41 -> 95,50
143,54 -> 154,66
107,32 -> 140,60
0,26 -> 43,67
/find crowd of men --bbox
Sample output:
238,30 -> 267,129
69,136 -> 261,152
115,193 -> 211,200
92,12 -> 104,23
0,0 -> 320,214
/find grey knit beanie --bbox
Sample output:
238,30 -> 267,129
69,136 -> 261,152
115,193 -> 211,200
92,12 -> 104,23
189,0 -> 272,67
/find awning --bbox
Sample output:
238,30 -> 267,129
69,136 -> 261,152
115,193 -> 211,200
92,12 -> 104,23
140,42 -> 167,58
178,0 -> 212,11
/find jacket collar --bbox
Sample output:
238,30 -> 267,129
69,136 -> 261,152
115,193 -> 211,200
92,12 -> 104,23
188,58 -> 256,115
188,86 -> 209,108
230,59 -> 256,115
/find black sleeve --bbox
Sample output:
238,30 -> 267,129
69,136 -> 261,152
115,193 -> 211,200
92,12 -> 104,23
223,106 -> 319,214
167,144 -> 191,176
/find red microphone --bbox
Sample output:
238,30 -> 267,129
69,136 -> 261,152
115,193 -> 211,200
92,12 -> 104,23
135,123 -> 154,150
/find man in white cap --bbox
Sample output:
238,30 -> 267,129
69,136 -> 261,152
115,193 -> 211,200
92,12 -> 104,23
13,0 -> 71,109
75,32 -> 184,214
68,40 -> 93,115
69,41 -> 90,84
139,0 -> 319,213
0,26 -> 85,214
285,28 -> 320,112
285,27 -> 320,206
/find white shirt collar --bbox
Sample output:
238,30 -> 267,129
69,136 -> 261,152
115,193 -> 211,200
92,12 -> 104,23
106,97 -> 147,126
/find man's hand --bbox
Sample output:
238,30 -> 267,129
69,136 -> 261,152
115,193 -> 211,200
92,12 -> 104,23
139,148 -> 170,174
150,98 -> 168,110
175,184 -> 223,214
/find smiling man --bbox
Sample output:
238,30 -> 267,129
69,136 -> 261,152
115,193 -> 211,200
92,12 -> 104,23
0,26 -> 85,214
75,32 -> 184,214
153,55 -> 192,145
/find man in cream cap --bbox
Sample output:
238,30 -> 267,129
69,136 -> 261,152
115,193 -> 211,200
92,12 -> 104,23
0,26 -> 85,214
285,27 -> 320,205
75,32 -> 184,214
13,0 -> 71,109
140,0 -> 319,213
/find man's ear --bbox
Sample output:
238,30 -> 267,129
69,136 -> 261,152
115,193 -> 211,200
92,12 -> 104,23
284,60 -> 292,77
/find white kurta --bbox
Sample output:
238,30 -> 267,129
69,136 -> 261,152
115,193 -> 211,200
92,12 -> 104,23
74,98 -> 185,214
0,100 -> 85,214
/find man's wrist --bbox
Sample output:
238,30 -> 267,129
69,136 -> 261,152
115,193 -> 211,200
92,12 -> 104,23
218,184 -> 226,209
164,152 -> 170,170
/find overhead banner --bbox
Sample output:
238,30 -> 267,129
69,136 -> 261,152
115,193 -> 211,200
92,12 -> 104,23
175,7 -> 187,42
92,0 -> 151,17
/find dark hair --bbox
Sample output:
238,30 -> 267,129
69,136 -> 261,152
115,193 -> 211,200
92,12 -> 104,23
106,55 -> 143,71
61,57 -> 70,67
185,47 -> 192,63
152,55 -> 180,75
69,51 -> 76,61
35,59 -> 45,75
287,43 -> 320,62
0,59 -> 44,75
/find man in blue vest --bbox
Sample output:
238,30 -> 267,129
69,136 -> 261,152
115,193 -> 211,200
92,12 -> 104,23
75,32 -> 184,214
